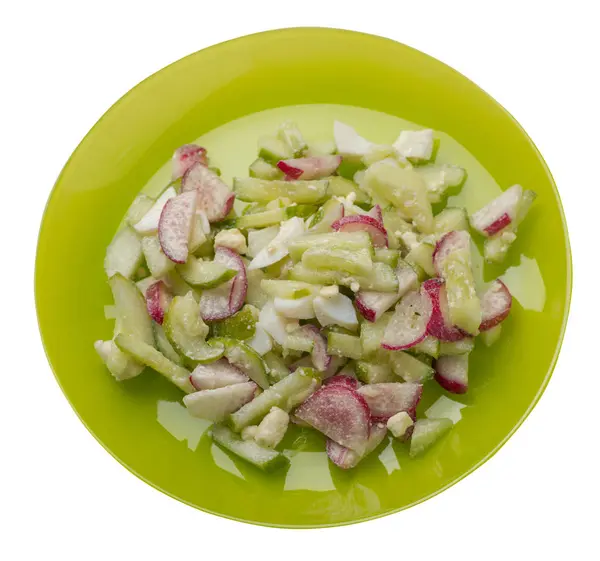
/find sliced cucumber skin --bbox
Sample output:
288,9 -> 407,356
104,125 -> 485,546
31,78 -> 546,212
229,369 -> 320,432
249,158 -> 284,180
264,352 -> 290,383
109,274 -> 154,346
302,246 -> 373,276
327,176 -> 371,204
211,425 -> 290,472
288,231 -> 372,262
327,332 -> 364,360
355,360 -> 396,384
233,178 -> 329,204
95,340 -> 144,381
258,135 -> 294,164
434,207 -> 468,234
153,322 -> 183,365
114,333 -> 193,392
214,337 -> 269,389
439,338 -> 475,355
405,244 -> 435,277
236,208 -> 285,229
374,248 -> 400,267
409,418 -> 453,457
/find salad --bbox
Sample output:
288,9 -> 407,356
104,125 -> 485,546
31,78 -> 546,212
96,120 -> 535,472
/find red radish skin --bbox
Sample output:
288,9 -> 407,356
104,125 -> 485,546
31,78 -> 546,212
433,230 -> 470,276
158,190 -> 197,264
434,355 -> 468,394
172,144 -> 208,179
181,163 -> 235,223
145,281 -> 171,325
422,278 -> 468,342
367,204 -> 384,225
355,291 -> 399,322
483,213 -> 512,236
480,279 -> 512,331
381,289 -> 432,350
327,422 -> 387,469
298,324 -> 332,372
357,383 -> 423,420
295,385 -> 371,454
199,247 -> 247,321
332,215 -> 389,248
276,156 -> 342,180
324,375 -> 361,390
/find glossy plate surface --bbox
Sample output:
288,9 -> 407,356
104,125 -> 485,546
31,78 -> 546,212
36,28 -> 571,528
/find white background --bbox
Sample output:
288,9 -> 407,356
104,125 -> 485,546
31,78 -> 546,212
1,1 -> 598,559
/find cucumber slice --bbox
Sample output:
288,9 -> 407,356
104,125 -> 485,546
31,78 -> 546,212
484,232 -> 517,263
374,248 -> 399,267
94,340 -> 144,381
440,338 -> 475,355
125,194 -> 155,226
416,164 -> 466,203
177,255 -> 236,288
326,177 -> 371,205
211,305 -> 258,341
305,140 -> 337,157
355,359 -> 396,384
405,243 -> 435,277
142,235 -> 175,278
290,261 -> 398,292
229,368 -> 320,431
233,178 -> 328,204
440,249 -> 482,335
211,424 -> 289,472
480,324 -> 502,347
183,382 -> 258,422
337,157 -> 366,180
114,333 -> 193,392
163,292 -> 224,363
109,274 -> 154,345
285,330 -> 315,353
433,207 -> 469,234
258,135 -> 294,164
382,211 -> 414,249
411,335 -> 440,358
236,207 -> 286,229
105,227 -> 143,279
153,322 -> 183,365
302,246 -> 373,276
389,351 -> 435,383
214,337 -> 269,389
264,352 -> 290,383
364,163 -> 434,233
261,279 -> 317,299
277,121 -> 307,156
307,198 -> 344,233
409,418 -> 453,457
249,158 -> 284,180
327,332 -> 363,360
288,231 -> 372,261
360,312 -> 392,356
246,269 -> 269,308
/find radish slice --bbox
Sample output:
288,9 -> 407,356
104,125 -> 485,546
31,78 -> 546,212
172,144 -> 208,180
367,204 -> 384,225
145,280 -> 171,325
133,187 -> 177,235
277,155 -> 341,180
422,278 -> 468,342
189,359 -> 249,390
324,374 -> 360,390
433,230 -> 470,276
479,279 -> 512,331
298,324 -> 332,372
470,184 -> 523,236
332,215 -> 388,248
357,382 -> 423,420
199,247 -> 247,321
327,422 -> 387,469
294,385 -> 371,454
181,163 -> 235,223
381,289 -> 432,350
158,190 -> 197,263
434,354 -> 469,394
355,291 -> 399,322
333,121 -> 373,156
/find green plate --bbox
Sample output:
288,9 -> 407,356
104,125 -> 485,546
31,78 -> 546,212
35,28 -> 571,528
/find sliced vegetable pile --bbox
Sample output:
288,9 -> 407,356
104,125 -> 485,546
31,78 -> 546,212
97,121 -> 536,472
